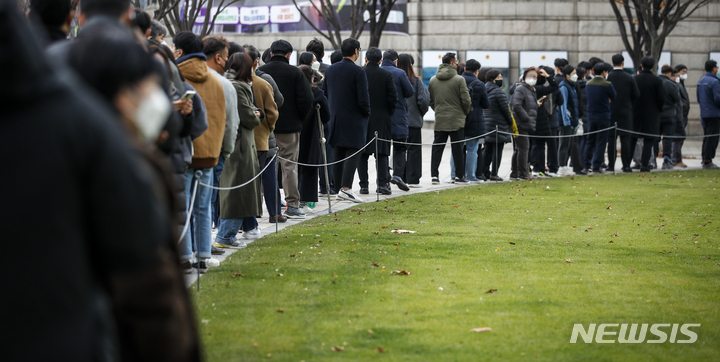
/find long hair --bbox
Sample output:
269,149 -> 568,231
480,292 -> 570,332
397,53 -> 416,82
227,52 -> 253,83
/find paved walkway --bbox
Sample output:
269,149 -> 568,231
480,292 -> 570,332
185,129 -> 706,287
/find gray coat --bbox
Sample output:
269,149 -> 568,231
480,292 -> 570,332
407,76 -> 429,129
219,74 -> 263,219
511,81 -> 538,134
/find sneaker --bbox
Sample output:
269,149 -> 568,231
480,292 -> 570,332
547,172 -> 559,177
661,161 -> 674,170
211,246 -> 225,255
431,177 -> 440,185
390,176 -> 410,191
181,260 -> 192,274
576,170 -> 588,175
359,187 -> 369,195
600,163 -> 608,169
519,175 -> 533,181
192,260 -> 208,273
592,169 -> 605,174
407,183 -> 422,188
674,162 -> 688,168
338,189 -> 364,203
269,214 -> 287,223
243,228 -> 261,240
377,185 -> 392,195
285,206 -> 306,219
206,258 -> 220,268
488,175 -> 503,181
454,177 -> 469,184
702,162 -> 720,170
215,239 -> 246,248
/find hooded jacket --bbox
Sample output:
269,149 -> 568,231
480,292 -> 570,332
483,80 -> 514,143
697,72 -> 720,118
511,81 -> 539,133
461,71 -> 490,138
178,55 -> 226,168
428,63 -> 471,132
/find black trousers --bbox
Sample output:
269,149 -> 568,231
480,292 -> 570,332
483,142 -> 505,177
332,146 -> 361,191
657,118 -> 676,162
392,138 -> 408,180
532,135 -> 559,173
298,164 -> 319,203
583,118 -> 610,170
431,129 -> 464,179
511,133 -> 530,177
404,127 -> 423,184
607,132 -> 633,171
671,116 -> 687,164
357,153 -> 389,189
631,137 -> 656,169
558,125 -> 583,172
702,117 -> 720,162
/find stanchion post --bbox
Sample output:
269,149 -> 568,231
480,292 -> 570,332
375,132 -> 380,202
613,122 -> 617,175
316,103 -> 333,214
494,126 -> 498,181
275,153 -> 280,234
194,170 -> 202,292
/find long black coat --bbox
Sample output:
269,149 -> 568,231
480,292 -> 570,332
258,55 -> 313,134
363,62 -> 397,155
299,87 -> 330,164
322,58 -> 371,149
607,69 -> 640,131
633,70 -> 666,135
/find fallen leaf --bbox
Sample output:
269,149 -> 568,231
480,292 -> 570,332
277,273 -> 284,277
485,289 -> 498,294
277,309 -> 284,313
331,273 -> 338,277
606,205 -> 612,210
392,229 -> 416,234
232,272 -> 245,277
496,247 -> 500,251
630,270 -> 635,274
471,327 -> 492,333
509,242 -> 516,245
331,346 -> 344,352
565,259 -> 573,263
394,243 -> 400,246
391,270 -> 411,275
368,329 -> 374,334
378,347 -> 385,353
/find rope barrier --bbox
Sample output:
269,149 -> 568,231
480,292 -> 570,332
615,128 -> 720,139
178,171 -> 200,244
199,153 -> 278,191
277,137 -> 376,167
496,125 -> 618,138
376,129 -> 498,146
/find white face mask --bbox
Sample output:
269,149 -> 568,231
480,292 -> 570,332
311,61 -> 320,72
525,78 -> 537,87
680,74 -> 688,80
135,86 -> 172,142
675,76 -> 681,84
570,74 -> 578,82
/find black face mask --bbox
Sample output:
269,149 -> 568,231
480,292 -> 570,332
495,79 -> 503,88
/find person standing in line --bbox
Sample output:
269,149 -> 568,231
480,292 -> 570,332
510,67 -> 544,181
557,64 -> 581,169
297,65 -> 330,204
306,37 -> 330,74
530,65 -> 562,177
398,53 -> 429,188
658,65 -> 682,169
574,62 -> 591,175
672,64 -> 690,168
606,54 -> 640,173
632,56 -> 667,172
428,52 -> 472,184
258,40 -> 314,218
457,59 -> 490,182
697,60 -> 720,169
482,69 -> 513,181
321,38 -> 371,202
381,49 -> 415,191
583,62 -> 617,173
358,47 -> 397,196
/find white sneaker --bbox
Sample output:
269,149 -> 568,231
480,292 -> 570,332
243,228 -> 262,240
206,258 -> 220,268
408,183 -> 422,188
338,189 -> 364,203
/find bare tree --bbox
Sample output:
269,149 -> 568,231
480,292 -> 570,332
292,0 -> 396,49
138,0 -> 242,37
609,0 -> 711,72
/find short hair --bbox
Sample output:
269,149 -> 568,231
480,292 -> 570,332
242,44 -> 260,62
366,47 -> 382,63
132,9 -> 150,34
270,39 -> 293,57
540,65 -> 555,77
173,31 -> 203,55
577,61 -> 592,70
80,0 -> 130,19
465,59 -> 481,72
299,51 -> 315,66
577,66 -> 587,79
588,57 -> 604,68
227,53 -> 254,83
441,52 -> 456,64
554,58 -> 568,69
522,66 -> 538,81
383,49 -> 399,62
661,65 -> 674,74
640,56 -> 655,70
149,20 -> 166,38
330,50 -> 343,64
593,62 -> 607,75
261,48 -> 272,64
705,60 -> 718,72
341,38 -> 360,57
30,0 -> 72,28
611,53 -> 624,66
228,42 -> 243,57
485,69 -> 501,82
562,65 -> 576,76
202,36 -> 229,57
674,64 -> 688,72
306,38 -> 324,61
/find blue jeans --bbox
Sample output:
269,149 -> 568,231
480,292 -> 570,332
216,217 -> 258,245
180,168 -> 213,261
211,156 -> 225,228
449,139 -> 480,180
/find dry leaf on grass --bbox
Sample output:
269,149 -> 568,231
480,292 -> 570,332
471,327 -> 492,333
565,259 -> 573,263
232,272 -> 245,277
485,289 -> 498,294
392,229 -> 416,234
368,329 -> 374,334
277,309 -> 284,313
391,270 -> 411,275
331,346 -> 344,352
378,347 -> 385,353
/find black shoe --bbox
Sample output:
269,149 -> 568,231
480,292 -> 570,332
359,187 -> 369,195
622,167 -> 633,173
576,170 -> 588,175
377,186 -> 392,195
454,177 -> 469,184
600,163 -> 608,169
640,167 -> 651,172
592,169 -> 605,174
192,260 -> 208,274
211,246 -> 225,255
632,163 -> 642,170
509,173 -> 519,180
477,174 -> 488,181
181,260 -> 192,274
390,175 -> 410,191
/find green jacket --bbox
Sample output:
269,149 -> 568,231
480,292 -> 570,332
428,63 -> 471,132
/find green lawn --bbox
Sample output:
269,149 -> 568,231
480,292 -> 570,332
193,170 -> 720,361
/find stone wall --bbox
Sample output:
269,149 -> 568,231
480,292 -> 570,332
222,0 -> 720,135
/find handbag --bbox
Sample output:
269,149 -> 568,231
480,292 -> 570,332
508,104 -> 519,138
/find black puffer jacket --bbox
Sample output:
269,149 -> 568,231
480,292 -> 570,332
511,81 -> 538,134
461,72 -> 490,138
483,81 -> 514,143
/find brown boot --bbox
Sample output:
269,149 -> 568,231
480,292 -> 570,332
674,162 -> 688,168
270,214 -> 287,223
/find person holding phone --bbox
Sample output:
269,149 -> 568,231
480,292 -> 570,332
510,67 -> 545,181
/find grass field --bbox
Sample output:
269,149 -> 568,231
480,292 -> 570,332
192,170 -> 720,361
